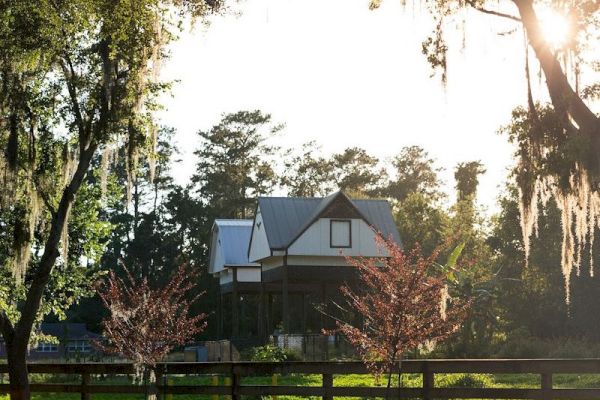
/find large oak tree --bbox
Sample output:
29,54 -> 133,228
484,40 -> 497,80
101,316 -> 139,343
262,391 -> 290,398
0,1 -> 220,399
372,0 -> 600,290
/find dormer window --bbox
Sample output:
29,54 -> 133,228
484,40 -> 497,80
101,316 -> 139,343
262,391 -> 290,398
330,220 -> 351,248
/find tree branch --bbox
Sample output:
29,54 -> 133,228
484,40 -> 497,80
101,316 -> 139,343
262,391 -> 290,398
513,0 -> 600,138
465,1 -> 522,22
33,181 -> 57,219
60,57 -> 87,145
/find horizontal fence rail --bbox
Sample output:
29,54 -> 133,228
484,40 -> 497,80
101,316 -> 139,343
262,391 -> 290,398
2,359 -> 600,398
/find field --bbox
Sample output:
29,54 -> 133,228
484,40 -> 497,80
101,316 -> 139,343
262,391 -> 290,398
2,372 -> 600,399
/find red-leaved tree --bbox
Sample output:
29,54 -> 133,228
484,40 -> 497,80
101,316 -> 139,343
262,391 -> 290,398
331,237 -> 469,396
97,264 -> 207,399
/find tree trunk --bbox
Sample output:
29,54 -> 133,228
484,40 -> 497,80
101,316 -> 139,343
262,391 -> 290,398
143,366 -> 157,400
385,369 -> 393,400
515,0 -> 600,145
397,357 -> 403,399
6,341 -> 30,400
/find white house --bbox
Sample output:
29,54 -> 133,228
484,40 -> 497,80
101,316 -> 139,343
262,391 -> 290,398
208,191 -> 401,338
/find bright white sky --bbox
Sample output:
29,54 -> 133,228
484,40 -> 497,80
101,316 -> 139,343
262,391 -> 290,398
158,0 -> 539,213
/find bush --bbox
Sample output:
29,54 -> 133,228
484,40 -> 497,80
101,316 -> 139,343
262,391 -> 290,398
248,344 -> 301,362
436,373 -> 493,388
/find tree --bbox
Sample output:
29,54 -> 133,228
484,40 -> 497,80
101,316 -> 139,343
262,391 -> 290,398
395,192 -> 449,255
500,105 -> 599,298
370,0 -> 600,287
386,146 -> 443,203
281,141 -> 335,197
386,146 -> 447,255
491,186 -> 570,340
192,110 -> 282,219
438,161 -> 497,356
0,1 -> 220,399
455,161 -> 486,202
331,147 -> 386,196
97,264 -> 207,400
331,237 -> 468,398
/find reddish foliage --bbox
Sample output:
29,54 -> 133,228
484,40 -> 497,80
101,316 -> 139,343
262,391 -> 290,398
96,264 -> 207,366
331,236 -> 469,375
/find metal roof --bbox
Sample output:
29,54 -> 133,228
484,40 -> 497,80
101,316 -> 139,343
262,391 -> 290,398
40,323 -> 101,339
214,219 -> 256,266
256,191 -> 401,250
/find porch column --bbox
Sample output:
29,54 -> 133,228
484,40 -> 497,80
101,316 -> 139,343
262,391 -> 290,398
320,283 -> 327,331
267,292 -> 273,336
301,292 -> 308,333
232,268 -> 239,338
282,263 -> 290,333
218,290 -> 224,338
258,282 -> 265,340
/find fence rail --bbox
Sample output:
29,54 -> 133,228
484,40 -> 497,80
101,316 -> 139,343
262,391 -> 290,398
2,359 -> 600,399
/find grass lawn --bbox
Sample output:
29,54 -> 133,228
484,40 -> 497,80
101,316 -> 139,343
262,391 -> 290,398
1,372 -> 600,399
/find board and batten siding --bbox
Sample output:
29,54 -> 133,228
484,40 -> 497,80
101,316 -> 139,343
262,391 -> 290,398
248,210 -> 271,262
288,218 -> 388,257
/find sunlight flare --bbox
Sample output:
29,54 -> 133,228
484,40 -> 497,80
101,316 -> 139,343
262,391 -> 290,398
537,7 -> 571,50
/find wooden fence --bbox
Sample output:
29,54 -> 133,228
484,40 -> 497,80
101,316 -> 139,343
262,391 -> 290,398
2,359 -> 600,399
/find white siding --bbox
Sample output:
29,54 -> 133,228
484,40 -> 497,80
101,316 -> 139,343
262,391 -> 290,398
236,267 -> 261,282
248,210 -> 271,262
288,218 -> 388,257
218,267 -> 261,285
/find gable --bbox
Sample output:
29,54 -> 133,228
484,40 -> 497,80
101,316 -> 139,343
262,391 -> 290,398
248,210 -> 271,262
319,194 -> 363,219
288,218 -> 388,257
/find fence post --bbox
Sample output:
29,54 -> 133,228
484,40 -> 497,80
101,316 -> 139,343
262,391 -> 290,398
541,372 -> 553,400
422,365 -> 434,400
155,368 -> 163,400
211,375 -> 219,400
272,373 -> 279,400
166,378 -> 174,400
224,376 -> 232,400
80,372 -> 90,400
231,366 -> 240,400
322,373 -> 333,400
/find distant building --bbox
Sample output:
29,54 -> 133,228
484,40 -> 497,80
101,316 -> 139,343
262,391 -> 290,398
209,190 -> 401,339
0,323 -> 101,360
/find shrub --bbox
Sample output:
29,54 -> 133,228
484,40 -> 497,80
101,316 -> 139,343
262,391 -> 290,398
436,373 -> 493,388
248,344 -> 301,362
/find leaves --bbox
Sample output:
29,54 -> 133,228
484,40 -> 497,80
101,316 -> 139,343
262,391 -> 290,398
97,264 -> 208,366
331,236 -> 469,375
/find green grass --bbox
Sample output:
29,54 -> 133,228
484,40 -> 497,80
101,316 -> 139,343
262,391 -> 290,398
2,372 -> 600,399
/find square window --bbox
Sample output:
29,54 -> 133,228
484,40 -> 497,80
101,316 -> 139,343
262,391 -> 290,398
330,220 -> 351,248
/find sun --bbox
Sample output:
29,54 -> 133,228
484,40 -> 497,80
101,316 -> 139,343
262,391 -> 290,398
536,7 -> 571,50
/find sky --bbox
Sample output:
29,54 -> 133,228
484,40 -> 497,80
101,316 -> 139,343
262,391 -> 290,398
158,0 -> 537,213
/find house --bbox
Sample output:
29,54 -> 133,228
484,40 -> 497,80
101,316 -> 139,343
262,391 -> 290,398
209,191 -> 401,339
0,323 -> 101,360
